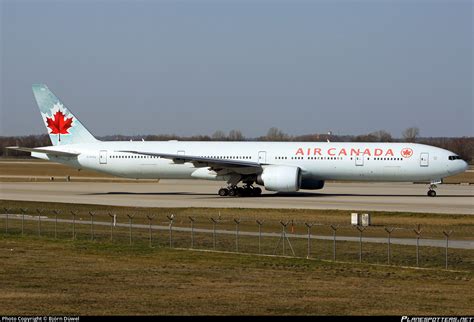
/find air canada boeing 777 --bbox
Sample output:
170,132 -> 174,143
8,84 -> 468,197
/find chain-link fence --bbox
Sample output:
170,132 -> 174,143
1,207 -> 472,271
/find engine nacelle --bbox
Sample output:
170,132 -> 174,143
257,165 -> 301,192
300,177 -> 325,190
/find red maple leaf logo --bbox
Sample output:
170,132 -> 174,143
46,110 -> 73,135
401,148 -> 413,158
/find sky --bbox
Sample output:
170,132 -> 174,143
1,0 -> 472,138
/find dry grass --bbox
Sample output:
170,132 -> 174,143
0,234 -> 472,315
1,199 -> 473,235
0,159 -> 158,182
1,200 -> 473,271
1,200 -> 473,244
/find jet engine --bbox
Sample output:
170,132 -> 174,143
300,177 -> 325,190
257,165 -> 301,192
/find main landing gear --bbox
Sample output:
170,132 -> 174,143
218,185 -> 262,197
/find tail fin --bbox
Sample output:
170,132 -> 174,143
32,84 -> 98,146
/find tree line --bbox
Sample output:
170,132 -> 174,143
1,127 -> 472,163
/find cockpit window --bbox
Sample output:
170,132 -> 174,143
448,155 -> 462,160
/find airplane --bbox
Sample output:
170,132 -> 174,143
7,84 -> 469,198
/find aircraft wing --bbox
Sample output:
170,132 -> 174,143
117,150 -> 263,173
6,146 -> 80,157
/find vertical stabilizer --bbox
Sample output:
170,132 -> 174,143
32,84 -> 98,146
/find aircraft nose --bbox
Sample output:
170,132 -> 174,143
461,160 -> 469,172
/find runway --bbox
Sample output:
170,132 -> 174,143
1,180 -> 473,214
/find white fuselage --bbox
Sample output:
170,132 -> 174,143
32,141 -> 468,185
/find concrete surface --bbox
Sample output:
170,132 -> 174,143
1,180 -> 473,214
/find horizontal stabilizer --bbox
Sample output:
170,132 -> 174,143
6,146 -> 80,157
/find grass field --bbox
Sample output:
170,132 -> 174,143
0,159 -> 158,182
0,234 -> 472,315
2,199 -> 474,238
1,199 -> 473,271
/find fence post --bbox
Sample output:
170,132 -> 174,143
127,214 -> 134,245
356,226 -> 365,263
274,221 -> 295,256
20,208 -> 28,236
108,213 -> 115,241
384,227 -> 394,265
89,212 -> 95,240
53,210 -> 60,239
443,230 -> 453,270
305,223 -> 314,259
36,209 -> 43,236
166,214 -> 174,248
256,220 -> 264,254
3,208 -> 10,234
330,225 -> 338,261
146,215 -> 155,247
210,217 -> 217,250
189,216 -> 195,249
234,218 -> 241,252
413,225 -> 422,267
70,211 -> 77,240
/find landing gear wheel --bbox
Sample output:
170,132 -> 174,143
236,187 -> 245,197
218,188 -> 229,197
228,188 -> 237,197
252,187 -> 262,196
427,190 -> 436,197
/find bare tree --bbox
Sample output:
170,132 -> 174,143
265,127 -> 290,141
212,130 -> 227,141
402,127 -> 420,142
228,130 -> 244,141
370,130 -> 393,142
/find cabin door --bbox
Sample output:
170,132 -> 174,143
355,155 -> 364,166
99,150 -> 107,164
420,153 -> 429,167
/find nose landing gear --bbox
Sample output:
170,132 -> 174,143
427,180 -> 441,197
